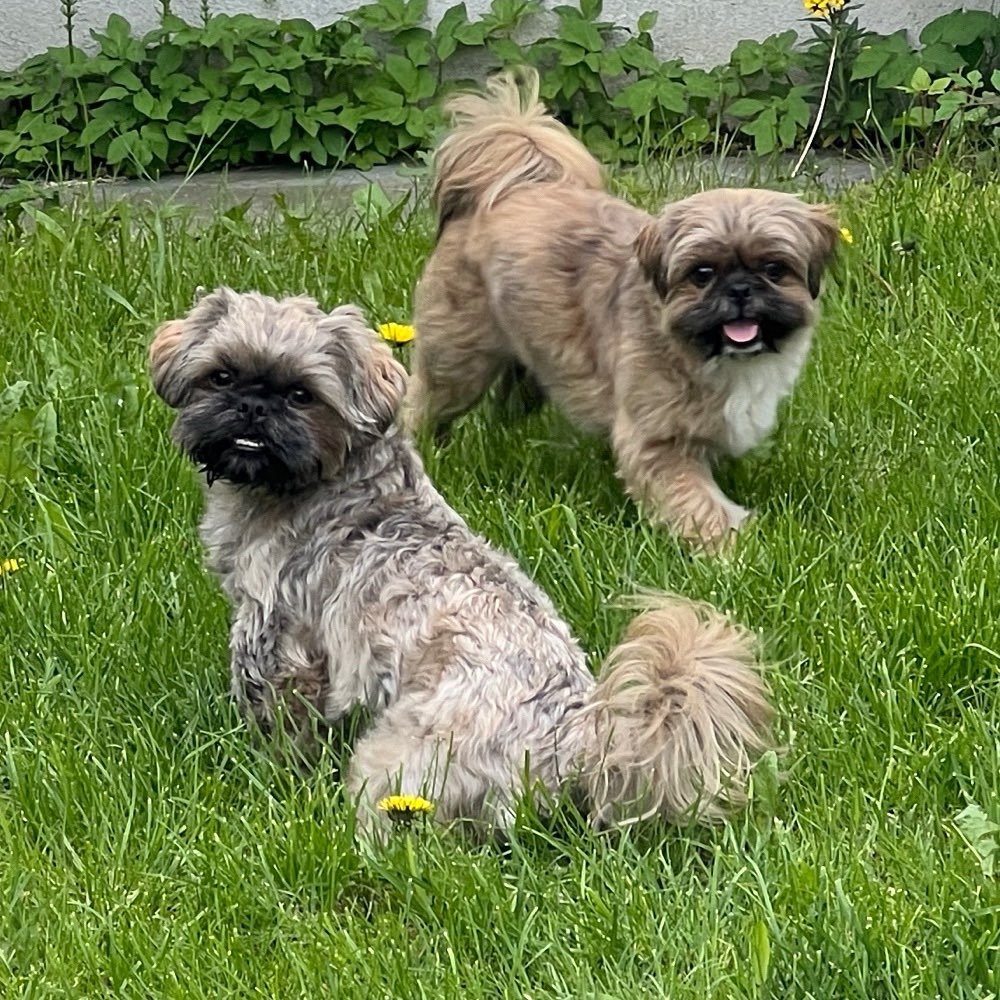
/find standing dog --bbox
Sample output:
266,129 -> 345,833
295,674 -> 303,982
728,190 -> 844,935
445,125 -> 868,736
407,68 -> 840,549
150,288 -> 773,835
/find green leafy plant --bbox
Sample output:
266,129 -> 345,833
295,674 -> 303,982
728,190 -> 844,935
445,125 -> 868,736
1,1 -> 1000,180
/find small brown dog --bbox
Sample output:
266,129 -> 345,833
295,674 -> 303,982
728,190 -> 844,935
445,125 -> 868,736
149,289 -> 773,836
407,68 -> 840,548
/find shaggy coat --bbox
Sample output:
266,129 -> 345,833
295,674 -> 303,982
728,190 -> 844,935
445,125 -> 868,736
407,68 -> 840,549
150,289 -> 774,835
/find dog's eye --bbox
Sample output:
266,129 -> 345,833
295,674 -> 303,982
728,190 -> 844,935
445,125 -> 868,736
209,370 -> 233,387
689,265 -> 715,288
763,261 -> 788,281
287,386 -> 314,406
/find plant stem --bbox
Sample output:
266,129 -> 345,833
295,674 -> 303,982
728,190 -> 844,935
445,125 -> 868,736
791,27 -> 838,178
60,0 -> 78,56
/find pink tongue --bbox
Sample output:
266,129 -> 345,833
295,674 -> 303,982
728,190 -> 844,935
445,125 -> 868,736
723,321 -> 760,344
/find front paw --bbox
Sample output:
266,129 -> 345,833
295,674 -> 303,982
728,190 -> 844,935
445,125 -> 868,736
676,500 -> 753,554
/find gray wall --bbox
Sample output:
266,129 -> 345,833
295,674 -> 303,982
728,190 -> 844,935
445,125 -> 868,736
2,0 -> 996,70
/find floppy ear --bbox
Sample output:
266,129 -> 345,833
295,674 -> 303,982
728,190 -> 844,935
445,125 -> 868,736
149,319 -> 187,407
634,219 -> 670,299
148,287 -> 235,407
356,344 -> 408,435
322,304 -> 408,435
803,203 -> 841,299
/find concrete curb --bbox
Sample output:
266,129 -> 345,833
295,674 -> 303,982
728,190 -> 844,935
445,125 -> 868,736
31,153 -> 877,218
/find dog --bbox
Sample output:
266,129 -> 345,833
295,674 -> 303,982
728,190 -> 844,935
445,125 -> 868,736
406,67 -> 841,549
150,288 -> 774,836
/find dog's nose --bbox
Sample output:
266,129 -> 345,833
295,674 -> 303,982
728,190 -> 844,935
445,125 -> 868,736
727,282 -> 751,303
237,398 -> 268,418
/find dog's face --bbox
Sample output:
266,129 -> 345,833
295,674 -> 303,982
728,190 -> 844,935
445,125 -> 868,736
635,189 -> 840,358
149,288 -> 407,492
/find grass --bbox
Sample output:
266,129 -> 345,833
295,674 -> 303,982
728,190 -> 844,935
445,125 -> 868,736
1,161 -> 998,998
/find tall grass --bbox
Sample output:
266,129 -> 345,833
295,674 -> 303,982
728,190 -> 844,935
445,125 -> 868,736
0,163 -> 997,997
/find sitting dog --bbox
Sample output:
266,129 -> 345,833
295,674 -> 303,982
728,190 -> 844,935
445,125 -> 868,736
150,288 -> 774,834
406,68 -> 840,549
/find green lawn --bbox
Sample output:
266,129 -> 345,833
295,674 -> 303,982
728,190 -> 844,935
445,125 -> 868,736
1,164 -> 998,998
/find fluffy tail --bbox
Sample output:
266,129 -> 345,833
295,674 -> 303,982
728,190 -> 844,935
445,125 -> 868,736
581,597 -> 774,827
432,66 -> 604,235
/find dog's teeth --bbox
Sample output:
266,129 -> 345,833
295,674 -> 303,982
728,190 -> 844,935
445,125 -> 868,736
234,438 -> 264,451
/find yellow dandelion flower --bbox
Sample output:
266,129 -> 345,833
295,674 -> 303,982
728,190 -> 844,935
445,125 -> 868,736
379,323 -> 415,345
377,794 -> 435,822
0,558 -> 23,575
840,227 -> 854,245
803,0 -> 844,16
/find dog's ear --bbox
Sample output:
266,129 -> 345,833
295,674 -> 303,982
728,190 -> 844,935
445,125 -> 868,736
356,344 -> 408,435
149,287 -> 236,407
322,305 -> 408,435
802,203 -> 840,299
149,319 -> 187,407
634,218 -> 672,299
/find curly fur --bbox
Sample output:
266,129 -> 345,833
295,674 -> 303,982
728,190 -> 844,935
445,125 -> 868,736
151,289 -> 775,836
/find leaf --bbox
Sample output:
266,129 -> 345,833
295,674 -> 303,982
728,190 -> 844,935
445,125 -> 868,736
96,281 -> 140,318
732,40 -> 765,76
453,21 -> 487,47
955,804 -> 999,878
749,749 -> 780,814
777,111 -> 799,149
919,42 -> 966,78
321,128 -> 348,160
920,10 -> 999,48
683,69 -> 720,100
195,100 -> 226,136
850,45 -> 892,82
895,106 -> 934,128
784,93 -> 812,128
726,97 -> 768,118
637,10 -> 658,33
749,919 -> 771,985
385,54 -> 419,95
31,402 -> 57,468
559,15 -> 604,53
22,205 -> 66,241
618,38 -> 659,73
435,2 -> 468,58
140,123 -> 169,164
109,66 -> 143,92
175,84 -> 209,105
33,493 -> 77,560
97,85 -> 130,101
0,382 -> 29,421
239,69 -> 291,93
104,13 -> 133,45
198,65 -> 227,98
79,115 -> 119,145
612,79 -> 658,117
270,109 -> 294,151
740,107 -> 778,154
680,116 -> 710,143
154,44 -> 185,78
27,121 -> 68,144
250,106 -> 282,129
106,131 -> 139,165
908,67 -> 932,93
654,80 -> 687,114
132,89 -> 158,117
292,110 -> 318,138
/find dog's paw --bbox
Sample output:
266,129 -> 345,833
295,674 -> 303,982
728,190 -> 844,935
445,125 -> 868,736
677,501 -> 753,555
